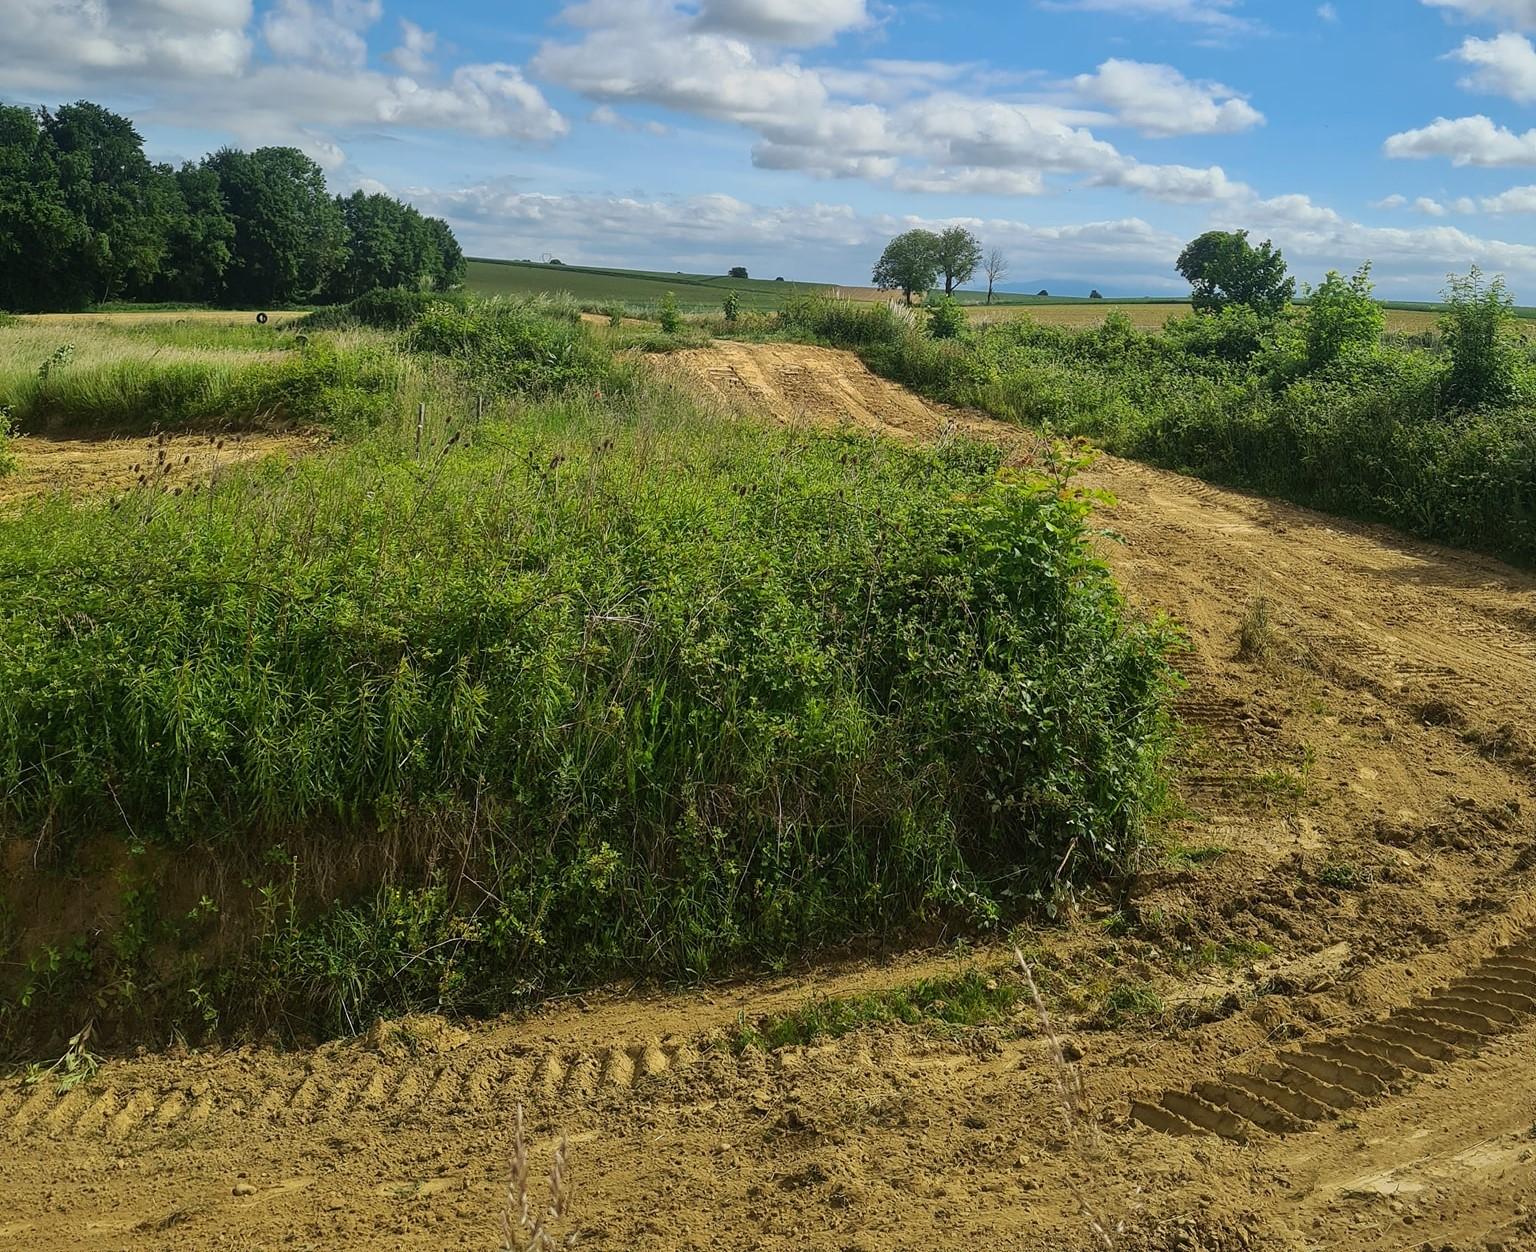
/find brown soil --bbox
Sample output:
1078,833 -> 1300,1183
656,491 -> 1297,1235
5,341 -> 1536,1251
1,431 -> 326,506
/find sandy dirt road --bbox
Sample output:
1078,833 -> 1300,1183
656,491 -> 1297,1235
4,341 -> 1536,1251
0,431 -> 323,506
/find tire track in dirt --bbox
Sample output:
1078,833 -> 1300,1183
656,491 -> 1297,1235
2,1037 -> 708,1144
1133,927 -> 1536,1140
0,1028 -> 942,1148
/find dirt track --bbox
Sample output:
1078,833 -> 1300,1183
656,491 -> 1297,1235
0,431 -> 322,505
5,342 -> 1536,1251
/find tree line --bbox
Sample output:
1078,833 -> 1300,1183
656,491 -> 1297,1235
0,101 -> 465,312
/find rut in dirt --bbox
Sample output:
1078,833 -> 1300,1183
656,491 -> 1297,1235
1131,928 -> 1536,1140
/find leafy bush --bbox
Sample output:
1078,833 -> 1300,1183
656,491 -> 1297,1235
1440,267 -> 1520,410
1305,264 -> 1384,370
722,290 -> 741,324
0,392 -> 1174,1040
1163,304 -> 1269,364
784,271 -> 1536,566
926,295 -> 969,340
345,286 -> 445,330
659,291 -> 682,334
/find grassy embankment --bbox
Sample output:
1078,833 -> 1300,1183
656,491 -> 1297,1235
754,293 -> 1536,566
0,292 -> 1176,1051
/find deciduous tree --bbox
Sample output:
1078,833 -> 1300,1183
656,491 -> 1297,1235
873,229 -> 940,305
984,246 -> 1008,305
936,226 -> 982,296
205,146 -> 347,306
1176,229 -> 1295,317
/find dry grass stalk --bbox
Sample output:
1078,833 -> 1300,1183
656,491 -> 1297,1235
499,1103 -> 572,1252
1015,947 -> 1117,1251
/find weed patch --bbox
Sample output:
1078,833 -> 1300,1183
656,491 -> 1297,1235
732,969 -> 1021,1051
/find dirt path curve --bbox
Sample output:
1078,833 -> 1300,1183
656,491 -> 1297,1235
5,341 -> 1536,1251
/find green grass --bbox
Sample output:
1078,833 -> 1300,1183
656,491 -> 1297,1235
466,258 -> 828,311
731,968 -> 1022,1051
0,318 -> 412,435
0,297 -> 1177,1047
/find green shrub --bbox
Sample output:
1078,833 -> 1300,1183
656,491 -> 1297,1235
1304,264 -> 1384,370
926,295 -> 968,340
346,286 -> 439,330
659,291 -> 682,334
779,295 -> 904,348
1441,267 -> 1520,410
784,286 -> 1536,566
722,290 -> 741,324
1163,305 -> 1269,364
0,394 -> 1175,1039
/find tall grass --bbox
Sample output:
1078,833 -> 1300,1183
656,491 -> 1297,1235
0,363 -> 1175,1043
0,319 -> 412,434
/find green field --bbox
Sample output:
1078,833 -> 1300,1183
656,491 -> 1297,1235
465,257 -> 830,310
466,258 -> 1536,332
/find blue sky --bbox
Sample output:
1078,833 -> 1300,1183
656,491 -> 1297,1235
8,0 -> 1536,296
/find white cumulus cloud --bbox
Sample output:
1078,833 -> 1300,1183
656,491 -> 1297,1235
1072,59 -> 1264,137
1385,114 -> 1536,165
1423,0 -> 1536,27
1450,32 -> 1536,101
694,0 -> 871,44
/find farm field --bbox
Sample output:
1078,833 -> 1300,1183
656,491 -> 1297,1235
4,323 -> 1536,1250
466,256 -> 827,310
466,258 -> 1536,336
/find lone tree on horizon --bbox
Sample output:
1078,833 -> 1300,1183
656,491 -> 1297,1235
1176,229 -> 1295,316
873,229 -> 941,304
984,246 -> 1009,305
936,226 -> 982,296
